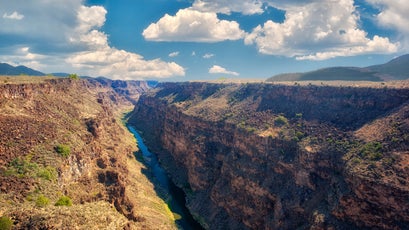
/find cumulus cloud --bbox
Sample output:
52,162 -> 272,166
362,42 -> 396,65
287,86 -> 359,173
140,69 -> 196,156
244,0 -> 398,60
142,0 -> 399,59
192,0 -> 264,15
142,8 -> 245,42
66,5 -> 185,79
67,49 -> 185,79
0,46 -> 48,71
0,1 -> 185,79
3,11 -> 24,20
366,0 -> 409,50
209,65 -> 239,76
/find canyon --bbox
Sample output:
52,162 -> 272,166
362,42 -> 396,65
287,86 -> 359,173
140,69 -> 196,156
1,77 -> 409,229
0,77 -> 177,229
130,81 -> 409,229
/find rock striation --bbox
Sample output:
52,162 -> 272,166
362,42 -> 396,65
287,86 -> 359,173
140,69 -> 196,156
130,82 -> 409,229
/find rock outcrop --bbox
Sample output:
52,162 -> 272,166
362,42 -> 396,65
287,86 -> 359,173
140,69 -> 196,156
130,82 -> 409,229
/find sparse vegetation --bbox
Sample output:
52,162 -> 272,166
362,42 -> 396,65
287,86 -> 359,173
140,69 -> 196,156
0,216 -> 13,230
55,144 -> 71,157
68,73 -> 79,80
274,115 -> 288,127
35,194 -> 50,207
55,195 -> 73,206
37,166 -> 57,181
359,142 -> 383,161
6,157 -> 58,182
6,157 -> 38,177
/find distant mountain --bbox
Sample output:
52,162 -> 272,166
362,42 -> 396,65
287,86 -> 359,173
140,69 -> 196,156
0,63 -> 45,76
366,54 -> 409,80
267,54 -> 409,82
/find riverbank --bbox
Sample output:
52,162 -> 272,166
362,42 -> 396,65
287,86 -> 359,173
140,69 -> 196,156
127,126 -> 204,230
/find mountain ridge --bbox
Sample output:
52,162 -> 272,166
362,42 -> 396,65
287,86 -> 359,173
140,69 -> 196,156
267,54 -> 409,82
0,63 -> 45,76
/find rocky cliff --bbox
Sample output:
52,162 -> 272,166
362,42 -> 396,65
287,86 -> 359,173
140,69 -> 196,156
0,77 -> 177,229
130,81 -> 409,229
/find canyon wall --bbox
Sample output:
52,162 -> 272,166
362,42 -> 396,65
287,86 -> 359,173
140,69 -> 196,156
0,78 -> 177,229
130,82 -> 409,229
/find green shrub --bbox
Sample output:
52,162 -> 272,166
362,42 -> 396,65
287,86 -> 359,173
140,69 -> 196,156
37,166 -> 57,181
68,74 -> 79,80
295,131 -> 304,139
55,144 -> 71,157
36,194 -> 50,207
7,158 -> 38,177
359,142 -> 383,161
55,195 -> 72,206
0,216 -> 13,230
274,115 -> 288,127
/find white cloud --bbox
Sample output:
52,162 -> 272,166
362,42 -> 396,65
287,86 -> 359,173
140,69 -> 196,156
0,46 -> 49,71
67,49 -> 185,79
203,53 -> 214,59
66,5 -> 185,79
244,0 -> 398,60
366,0 -> 409,50
3,11 -> 24,20
192,0 -> 264,15
209,65 -> 239,76
0,1 -> 185,79
76,5 -> 106,33
169,51 -> 180,57
142,8 -> 245,42
141,0 -> 400,59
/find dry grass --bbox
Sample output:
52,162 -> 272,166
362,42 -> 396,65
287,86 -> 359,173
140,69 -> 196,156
0,75 -> 56,84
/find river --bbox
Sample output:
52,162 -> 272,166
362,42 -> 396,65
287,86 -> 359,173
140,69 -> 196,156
127,126 -> 204,230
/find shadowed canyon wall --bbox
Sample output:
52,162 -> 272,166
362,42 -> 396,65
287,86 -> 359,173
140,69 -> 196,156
130,82 -> 409,229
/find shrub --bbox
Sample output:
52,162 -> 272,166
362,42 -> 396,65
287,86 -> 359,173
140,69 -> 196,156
360,142 -> 383,161
55,195 -> 72,206
36,194 -> 50,207
37,166 -> 57,181
7,158 -> 38,177
274,115 -> 288,127
55,144 -> 71,157
0,216 -> 13,230
68,74 -> 79,80
295,131 -> 304,140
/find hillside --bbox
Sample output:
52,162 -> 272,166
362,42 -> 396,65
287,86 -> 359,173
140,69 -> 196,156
267,54 -> 409,82
130,81 -> 409,229
0,77 -> 177,229
0,63 -> 45,76
367,54 -> 409,80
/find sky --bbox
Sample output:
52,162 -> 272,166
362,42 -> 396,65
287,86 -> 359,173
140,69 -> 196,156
0,0 -> 408,81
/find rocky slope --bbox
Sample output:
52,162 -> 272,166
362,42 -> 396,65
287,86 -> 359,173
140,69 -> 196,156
0,77 -> 177,229
130,81 -> 409,229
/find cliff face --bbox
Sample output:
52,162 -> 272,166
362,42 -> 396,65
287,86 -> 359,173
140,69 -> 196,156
130,82 -> 409,229
0,78 -> 176,229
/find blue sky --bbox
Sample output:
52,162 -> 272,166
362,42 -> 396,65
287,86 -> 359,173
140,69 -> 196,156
0,0 -> 408,81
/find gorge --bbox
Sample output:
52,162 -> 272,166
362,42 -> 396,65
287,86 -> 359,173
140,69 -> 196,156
0,77 -> 408,229
129,81 -> 409,229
